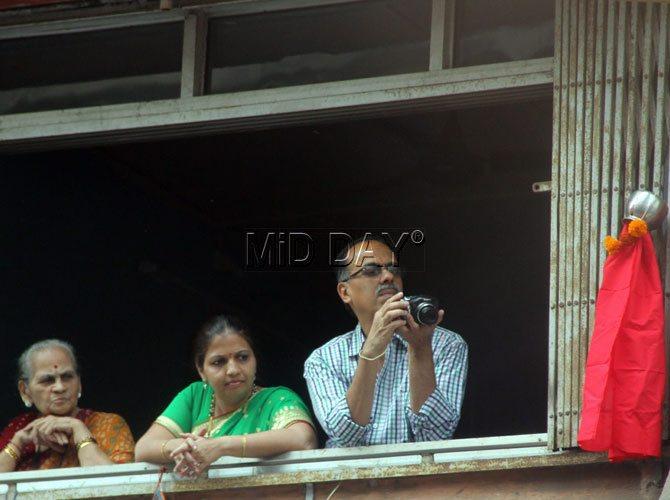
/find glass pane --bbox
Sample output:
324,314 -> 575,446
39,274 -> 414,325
454,0 -> 554,67
0,23 -> 183,115
207,0 -> 431,94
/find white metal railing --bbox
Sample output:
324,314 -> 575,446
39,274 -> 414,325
0,433 -> 549,499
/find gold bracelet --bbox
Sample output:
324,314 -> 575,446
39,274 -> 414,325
161,440 -> 170,461
2,443 -> 20,462
359,349 -> 385,361
241,435 -> 247,458
76,436 -> 97,452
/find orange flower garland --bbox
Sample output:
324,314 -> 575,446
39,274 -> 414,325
627,218 -> 648,238
603,219 -> 649,255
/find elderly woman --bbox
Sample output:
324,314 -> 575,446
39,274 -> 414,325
0,339 -> 135,471
135,315 -> 317,477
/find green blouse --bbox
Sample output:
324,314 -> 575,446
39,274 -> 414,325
155,382 -> 314,438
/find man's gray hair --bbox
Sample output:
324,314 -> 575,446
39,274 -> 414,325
17,339 -> 78,382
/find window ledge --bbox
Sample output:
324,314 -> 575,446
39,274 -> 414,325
0,433 -> 621,498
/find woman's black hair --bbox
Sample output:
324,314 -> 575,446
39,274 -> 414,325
193,314 -> 255,370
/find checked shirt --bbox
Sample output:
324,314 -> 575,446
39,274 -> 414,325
304,324 -> 468,448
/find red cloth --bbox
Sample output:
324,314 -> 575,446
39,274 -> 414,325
578,224 -> 665,461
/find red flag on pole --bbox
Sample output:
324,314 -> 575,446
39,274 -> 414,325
578,220 -> 665,461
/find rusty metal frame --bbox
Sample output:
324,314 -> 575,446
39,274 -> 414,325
550,0 -> 670,450
547,0 -> 563,452
0,449 -> 616,500
10,433 -> 642,500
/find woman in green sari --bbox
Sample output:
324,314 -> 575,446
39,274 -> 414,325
135,315 -> 317,477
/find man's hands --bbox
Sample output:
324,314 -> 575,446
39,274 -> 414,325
400,308 -> 444,349
360,292 -> 409,359
360,292 -> 444,358
11,416 -> 90,454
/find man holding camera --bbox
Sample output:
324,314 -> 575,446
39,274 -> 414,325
304,237 -> 468,447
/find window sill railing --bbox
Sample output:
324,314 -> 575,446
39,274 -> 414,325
0,433 -> 614,499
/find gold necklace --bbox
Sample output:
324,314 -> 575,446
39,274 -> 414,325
206,385 -> 259,438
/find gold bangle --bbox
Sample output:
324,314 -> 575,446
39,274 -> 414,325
359,349 -> 385,361
161,440 -> 170,461
241,435 -> 247,458
2,443 -> 20,462
76,436 -> 97,452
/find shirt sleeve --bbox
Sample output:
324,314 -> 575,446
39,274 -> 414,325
155,383 -> 199,437
304,352 -> 369,447
405,334 -> 468,442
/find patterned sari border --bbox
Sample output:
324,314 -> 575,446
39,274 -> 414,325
271,407 -> 315,430
155,416 -> 183,438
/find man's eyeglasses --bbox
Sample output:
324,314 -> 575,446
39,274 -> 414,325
341,263 -> 403,281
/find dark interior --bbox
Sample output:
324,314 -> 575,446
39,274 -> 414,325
0,99 -> 551,445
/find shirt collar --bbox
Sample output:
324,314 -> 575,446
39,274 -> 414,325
348,323 -> 408,358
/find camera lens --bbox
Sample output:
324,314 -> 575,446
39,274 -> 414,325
416,303 -> 438,325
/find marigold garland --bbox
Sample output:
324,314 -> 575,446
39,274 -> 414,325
604,235 -> 622,254
603,219 -> 649,255
627,218 -> 648,238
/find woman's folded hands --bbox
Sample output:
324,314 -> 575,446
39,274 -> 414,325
13,416 -> 88,454
171,432 -> 225,478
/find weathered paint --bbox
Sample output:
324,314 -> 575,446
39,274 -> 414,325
1,451 -> 664,499
549,0 -> 670,450
0,58 -> 553,151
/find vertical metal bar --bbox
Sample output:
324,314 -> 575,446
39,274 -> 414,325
557,0 -> 571,450
444,0 -> 456,69
611,0 -> 627,236
599,0 -> 616,286
430,0 -> 456,70
548,0 -> 564,452
577,0 -> 596,448
570,0 -> 587,448
429,0 -> 446,71
180,11 -> 208,98
563,0 -> 579,448
653,3 -> 668,188
589,0 -> 606,347
639,2 -> 654,190
655,3 -> 670,440
305,483 -> 315,500
624,1 -> 639,198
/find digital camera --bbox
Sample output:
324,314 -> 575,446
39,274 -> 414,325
404,295 -> 440,326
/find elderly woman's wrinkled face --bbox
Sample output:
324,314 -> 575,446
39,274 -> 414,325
198,332 -> 257,411
20,348 -> 81,416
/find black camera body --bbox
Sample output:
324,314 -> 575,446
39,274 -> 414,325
404,295 -> 440,326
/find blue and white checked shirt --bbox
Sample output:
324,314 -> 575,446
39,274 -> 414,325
304,324 -> 468,447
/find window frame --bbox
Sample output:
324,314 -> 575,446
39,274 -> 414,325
0,0 -> 559,454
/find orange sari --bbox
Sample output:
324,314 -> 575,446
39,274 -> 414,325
0,409 -> 135,470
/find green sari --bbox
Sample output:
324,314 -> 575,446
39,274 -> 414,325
155,382 -> 314,438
